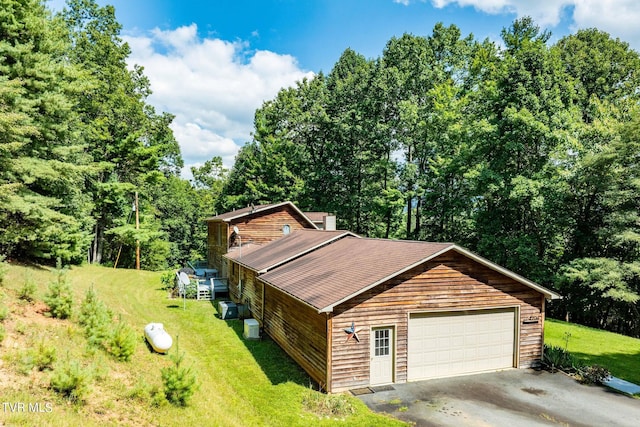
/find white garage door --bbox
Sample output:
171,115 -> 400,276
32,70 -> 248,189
408,309 -> 516,381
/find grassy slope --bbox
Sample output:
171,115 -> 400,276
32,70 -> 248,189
0,264 -> 403,427
545,318 -> 640,385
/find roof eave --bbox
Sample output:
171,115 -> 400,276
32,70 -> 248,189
207,201 -> 319,229
318,243 -> 562,313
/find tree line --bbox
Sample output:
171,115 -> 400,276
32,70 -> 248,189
0,0 -> 218,269
217,19 -> 640,337
2,2 -> 639,337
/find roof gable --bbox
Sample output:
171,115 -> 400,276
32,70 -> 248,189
258,237 -> 561,313
207,201 -> 318,229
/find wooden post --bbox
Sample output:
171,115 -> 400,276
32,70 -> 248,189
135,191 -> 140,270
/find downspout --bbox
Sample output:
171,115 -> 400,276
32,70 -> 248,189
261,281 -> 265,326
326,312 -> 332,393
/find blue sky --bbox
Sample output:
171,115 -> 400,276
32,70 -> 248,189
90,0 -> 524,73
46,1 -> 640,177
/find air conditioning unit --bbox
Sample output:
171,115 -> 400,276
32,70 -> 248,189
218,301 -> 237,320
243,318 -> 260,340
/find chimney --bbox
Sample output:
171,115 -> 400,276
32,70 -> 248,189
323,215 -> 336,231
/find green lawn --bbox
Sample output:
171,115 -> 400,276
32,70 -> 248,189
0,263 -> 404,426
545,318 -> 640,385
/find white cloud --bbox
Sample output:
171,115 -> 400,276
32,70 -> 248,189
123,24 -> 314,177
430,0 -> 640,50
430,0 -> 573,26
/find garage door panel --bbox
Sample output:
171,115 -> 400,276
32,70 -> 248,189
408,309 -> 516,381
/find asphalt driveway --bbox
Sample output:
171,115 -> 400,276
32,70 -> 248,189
357,369 -> 640,426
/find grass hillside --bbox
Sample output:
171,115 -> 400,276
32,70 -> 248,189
0,263 -> 403,427
545,319 -> 640,385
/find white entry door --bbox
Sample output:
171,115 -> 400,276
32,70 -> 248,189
370,327 -> 394,385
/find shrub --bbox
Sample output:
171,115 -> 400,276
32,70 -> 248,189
19,340 -> 57,373
0,254 -> 7,286
160,271 -> 175,290
18,279 -> 37,302
543,344 -> 574,372
106,318 -> 137,362
161,351 -> 198,407
0,324 -> 5,343
50,360 -> 92,403
579,365 -> 611,385
302,387 -> 356,418
34,340 -> 57,371
44,267 -> 73,319
0,304 -> 8,322
78,287 -> 112,347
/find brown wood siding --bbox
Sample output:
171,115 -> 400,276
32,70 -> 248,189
262,284 -> 328,389
228,268 -> 263,322
229,206 -> 312,246
208,222 -> 228,275
210,206 -> 314,277
328,252 -> 545,393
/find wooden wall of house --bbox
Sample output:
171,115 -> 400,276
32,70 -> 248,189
327,251 -> 545,393
228,207 -> 312,246
208,206 -> 313,277
207,222 -> 228,275
227,266 -> 263,322
262,283 -> 328,389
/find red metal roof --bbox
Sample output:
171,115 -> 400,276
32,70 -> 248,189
259,237 -> 454,312
225,229 -> 357,273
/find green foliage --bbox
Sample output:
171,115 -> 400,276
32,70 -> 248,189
20,339 -> 57,373
0,0 -> 95,263
161,351 -> 198,407
555,258 -> 640,335
160,271 -> 175,290
44,266 -> 74,319
50,359 -> 92,403
62,0 -> 183,267
78,287 -> 112,347
0,304 -> 8,322
0,255 -> 7,286
543,344 -> 575,372
105,318 -> 137,362
302,387 -> 356,418
0,324 -> 5,343
18,279 -> 37,302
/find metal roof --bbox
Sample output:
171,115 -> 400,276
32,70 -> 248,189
257,237 -> 561,313
224,229 -> 357,273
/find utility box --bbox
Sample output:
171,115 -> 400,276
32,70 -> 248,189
243,318 -> 260,340
218,301 -> 237,320
237,303 -> 250,319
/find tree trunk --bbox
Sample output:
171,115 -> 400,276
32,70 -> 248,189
91,222 -> 103,264
414,196 -> 421,239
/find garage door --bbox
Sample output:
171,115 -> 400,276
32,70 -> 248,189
408,309 -> 516,381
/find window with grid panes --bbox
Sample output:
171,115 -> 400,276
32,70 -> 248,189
374,329 -> 390,356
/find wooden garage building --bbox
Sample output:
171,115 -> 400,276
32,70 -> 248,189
225,230 -> 561,393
